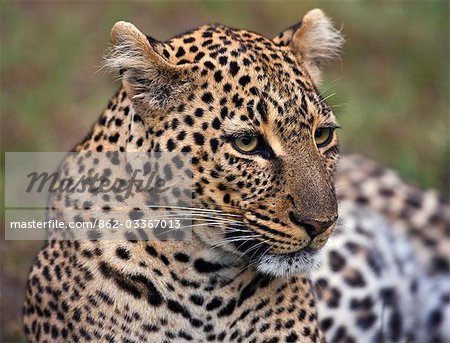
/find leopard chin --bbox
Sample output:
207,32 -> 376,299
255,248 -> 323,278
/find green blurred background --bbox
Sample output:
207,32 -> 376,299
1,1 -> 448,341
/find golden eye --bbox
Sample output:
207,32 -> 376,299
314,127 -> 334,147
233,135 -> 260,153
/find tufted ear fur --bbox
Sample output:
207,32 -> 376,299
273,9 -> 344,85
106,21 -> 192,113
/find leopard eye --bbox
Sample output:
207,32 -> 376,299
233,135 -> 260,153
314,127 -> 334,148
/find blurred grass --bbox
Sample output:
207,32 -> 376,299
0,1 -> 448,342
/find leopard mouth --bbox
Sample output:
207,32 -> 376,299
220,219 -> 326,277
226,231 -> 323,277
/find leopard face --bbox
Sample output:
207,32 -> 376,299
101,9 -> 343,277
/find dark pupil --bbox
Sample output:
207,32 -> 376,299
241,136 -> 253,145
315,129 -> 323,138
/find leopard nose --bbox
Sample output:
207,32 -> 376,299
301,218 -> 337,239
288,212 -> 337,239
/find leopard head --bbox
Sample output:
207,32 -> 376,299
106,9 -> 343,277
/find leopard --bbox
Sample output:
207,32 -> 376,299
22,9 -> 450,343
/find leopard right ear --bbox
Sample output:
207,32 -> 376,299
105,21 -> 193,113
273,9 -> 344,85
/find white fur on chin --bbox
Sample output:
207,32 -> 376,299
256,249 -> 324,278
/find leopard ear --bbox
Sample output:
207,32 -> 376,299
274,9 -> 344,85
106,21 -> 192,113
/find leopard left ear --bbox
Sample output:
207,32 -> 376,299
105,21 -> 192,114
274,9 -> 344,85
